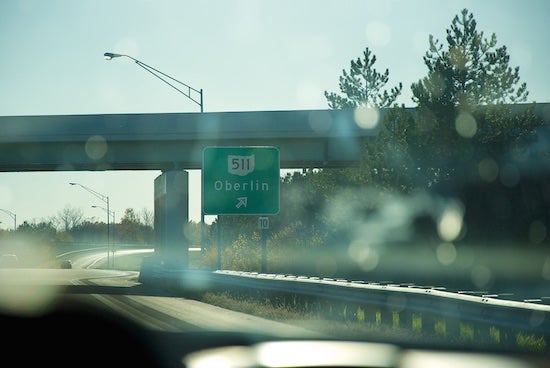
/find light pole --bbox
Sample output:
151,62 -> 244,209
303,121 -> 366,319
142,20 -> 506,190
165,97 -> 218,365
103,52 -> 203,112
0,209 -> 16,231
70,182 -> 110,268
92,205 -> 116,268
104,51 -> 207,253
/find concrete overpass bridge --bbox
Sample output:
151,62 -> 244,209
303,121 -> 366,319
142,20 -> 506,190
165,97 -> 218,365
0,108 -> 381,267
1,105 -> 548,267
0,108 -> 381,172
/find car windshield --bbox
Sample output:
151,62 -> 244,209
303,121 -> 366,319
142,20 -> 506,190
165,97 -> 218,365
1,1 -> 549,367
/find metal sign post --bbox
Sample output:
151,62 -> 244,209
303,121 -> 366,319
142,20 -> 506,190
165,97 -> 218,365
258,216 -> 269,272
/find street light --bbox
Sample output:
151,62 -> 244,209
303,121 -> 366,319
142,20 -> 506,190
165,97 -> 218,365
92,205 -> 115,268
103,52 -> 203,112
0,209 -> 16,231
70,182 -> 111,268
104,51 -> 207,252
92,205 -> 115,223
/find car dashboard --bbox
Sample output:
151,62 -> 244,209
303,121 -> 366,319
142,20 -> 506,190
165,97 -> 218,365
2,298 -> 548,368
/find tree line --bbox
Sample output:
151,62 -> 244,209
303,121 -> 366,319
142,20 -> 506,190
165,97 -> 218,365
0,207 -> 157,246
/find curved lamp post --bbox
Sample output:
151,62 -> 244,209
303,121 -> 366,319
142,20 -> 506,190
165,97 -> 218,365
0,209 -> 16,231
92,205 -> 116,268
70,182 -> 111,268
103,52 -> 203,112
104,51 -> 207,252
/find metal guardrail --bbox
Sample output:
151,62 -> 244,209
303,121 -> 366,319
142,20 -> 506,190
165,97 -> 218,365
211,270 -> 550,333
140,265 -> 550,349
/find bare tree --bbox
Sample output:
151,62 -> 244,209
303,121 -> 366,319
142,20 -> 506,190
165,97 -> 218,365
55,205 -> 84,231
140,207 -> 154,228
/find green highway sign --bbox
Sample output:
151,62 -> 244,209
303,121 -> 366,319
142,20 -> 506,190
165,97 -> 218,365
202,146 -> 280,215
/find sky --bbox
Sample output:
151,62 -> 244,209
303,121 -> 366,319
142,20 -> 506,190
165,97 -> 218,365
0,0 -> 549,229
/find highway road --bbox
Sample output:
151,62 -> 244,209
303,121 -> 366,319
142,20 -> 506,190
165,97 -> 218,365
0,264 -> 317,339
0,265 -> 319,368
55,247 -> 154,269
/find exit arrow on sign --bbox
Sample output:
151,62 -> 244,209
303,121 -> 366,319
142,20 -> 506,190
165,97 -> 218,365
202,146 -> 280,215
236,197 -> 247,208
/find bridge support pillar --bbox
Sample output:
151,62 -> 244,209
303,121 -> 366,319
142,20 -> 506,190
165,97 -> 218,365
153,170 -> 189,269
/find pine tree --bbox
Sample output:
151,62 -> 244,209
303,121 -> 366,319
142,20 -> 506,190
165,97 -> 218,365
408,8 -> 541,187
325,47 -> 402,109
411,8 -> 528,109
324,47 -> 414,192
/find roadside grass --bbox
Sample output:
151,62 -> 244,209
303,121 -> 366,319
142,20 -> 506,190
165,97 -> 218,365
197,290 -> 548,353
199,291 -> 428,343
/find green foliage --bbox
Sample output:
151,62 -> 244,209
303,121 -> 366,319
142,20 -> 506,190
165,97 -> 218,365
324,47 -> 402,109
411,8 -> 528,109
0,221 -> 58,266
516,332 -> 547,352
223,232 -> 262,271
267,221 -> 326,275
71,220 -> 106,243
323,46 -> 417,192
360,107 -> 418,191
199,246 -> 219,270
0,207 -> 156,250
17,220 -> 57,244
117,208 -> 153,244
279,170 -> 336,228
183,221 -> 203,245
121,208 -> 139,223
407,8 -> 540,188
